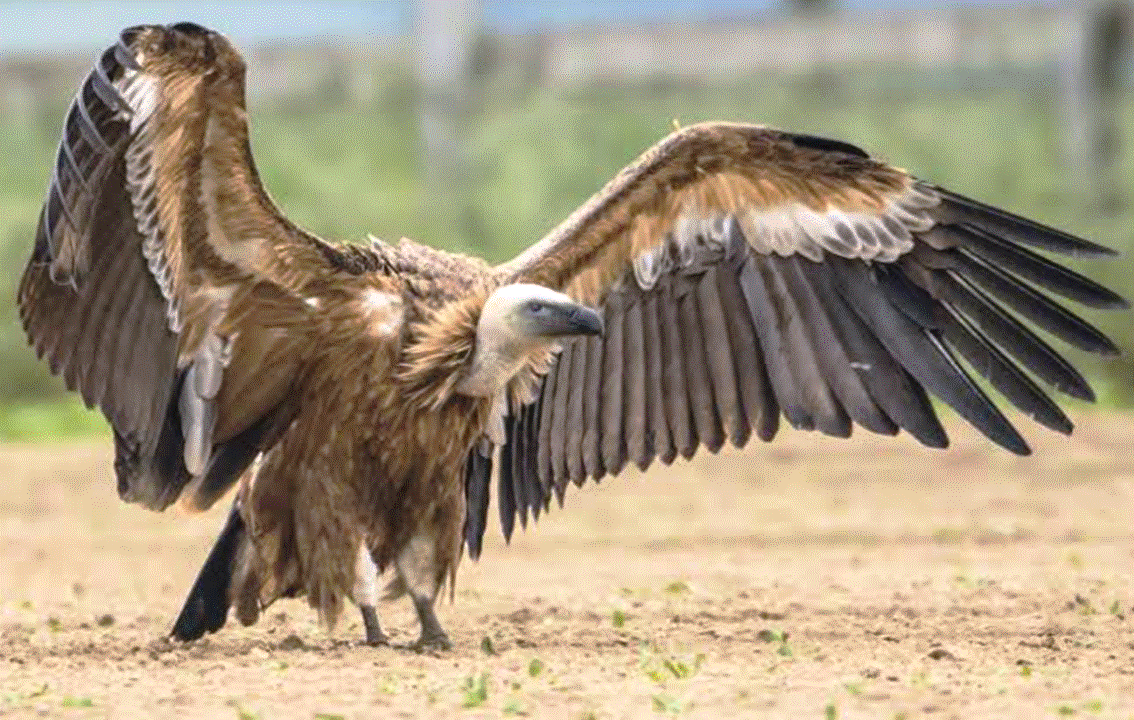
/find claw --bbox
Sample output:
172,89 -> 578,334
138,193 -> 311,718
410,632 -> 452,653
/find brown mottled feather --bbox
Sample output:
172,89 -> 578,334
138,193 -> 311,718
17,27 -> 1126,640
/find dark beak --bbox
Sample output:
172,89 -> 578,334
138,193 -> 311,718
567,305 -> 604,337
537,303 -> 604,338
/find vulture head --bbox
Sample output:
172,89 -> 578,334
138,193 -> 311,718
485,283 -> 604,339
458,284 -> 603,397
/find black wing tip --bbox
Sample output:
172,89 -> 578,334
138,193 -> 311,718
936,187 -> 1122,260
1007,438 -> 1033,456
1050,416 -> 1075,437
1100,293 -> 1131,311
911,427 -> 949,450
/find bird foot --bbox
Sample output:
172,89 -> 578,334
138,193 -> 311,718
364,630 -> 390,647
360,605 -> 388,647
410,632 -> 452,653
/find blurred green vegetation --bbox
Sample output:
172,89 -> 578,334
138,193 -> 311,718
1,64 -> 1131,441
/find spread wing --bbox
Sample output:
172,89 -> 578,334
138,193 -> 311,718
464,122 -> 1127,557
17,24 -> 350,511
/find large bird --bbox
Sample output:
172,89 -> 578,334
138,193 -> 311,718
18,23 -> 1127,649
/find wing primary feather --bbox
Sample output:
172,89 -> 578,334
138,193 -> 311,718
524,400 -> 548,511
937,301 -> 1072,434
677,275 -> 725,453
831,259 -> 1029,455
537,367 -> 556,496
798,259 -> 947,447
56,131 -> 91,196
950,224 -> 1127,309
465,443 -> 492,560
81,231 -> 145,411
622,296 -> 653,470
950,246 -> 1119,354
933,187 -> 1118,258
89,48 -> 129,115
658,274 -> 696,458
641,292 -> 675,464
738,256 -> 814,431
758,257 -> 850,437
600,295 -> 628,473
114,35 -> 142,70
72,85 -> 111,154
46,176 -> 80,238
888,241 -> 1069,432
58,222 -> 136,396
696,266 -> 749,447
508,390 -> 532,529
780,255 -> 897,436
510,399 -> 530,528
899,253 -> 1096,401
523,399 -> 544,521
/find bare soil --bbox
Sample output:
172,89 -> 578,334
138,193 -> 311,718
2,413 -> 1134,719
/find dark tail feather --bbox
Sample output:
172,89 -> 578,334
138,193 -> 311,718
170,503 -> 243,641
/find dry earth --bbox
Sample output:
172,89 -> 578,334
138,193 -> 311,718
3,413 -> 1134,719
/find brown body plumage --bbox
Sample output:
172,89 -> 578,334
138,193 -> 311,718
18,24 -> 1127,647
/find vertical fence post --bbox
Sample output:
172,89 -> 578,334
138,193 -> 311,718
1062,1 -> 1131,214
416,0 -> 483,250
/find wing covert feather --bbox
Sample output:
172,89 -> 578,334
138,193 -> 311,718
472,121 -> 1125,548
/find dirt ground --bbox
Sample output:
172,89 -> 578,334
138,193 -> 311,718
2,413 -> 1134,720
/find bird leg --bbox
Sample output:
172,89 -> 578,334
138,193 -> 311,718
352,542 -> 388,646
395,532 -> 451,651
409,592 -> 451,652
359,604 -> 387,646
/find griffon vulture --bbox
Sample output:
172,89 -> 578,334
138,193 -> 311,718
18,23 -> 1127,649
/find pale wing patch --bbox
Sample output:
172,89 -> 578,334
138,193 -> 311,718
118,66 -> 185,333
630,182 -> 942,291
118,69 -> 159,131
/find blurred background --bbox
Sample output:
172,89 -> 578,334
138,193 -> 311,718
0,0 -> 1130,441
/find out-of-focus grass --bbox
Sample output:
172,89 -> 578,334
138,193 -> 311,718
0,398 -> 108,442
1,65 -> 1132,440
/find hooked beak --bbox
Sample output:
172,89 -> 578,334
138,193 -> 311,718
534,303 -> 604,338
567,304 -> 604,337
